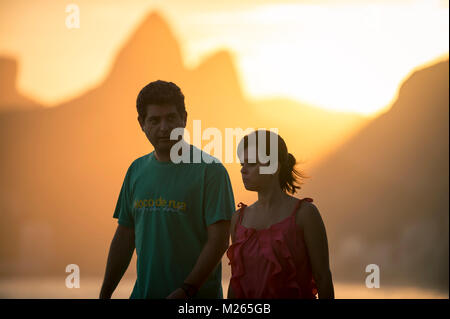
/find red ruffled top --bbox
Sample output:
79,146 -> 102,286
226,198 -> 318,299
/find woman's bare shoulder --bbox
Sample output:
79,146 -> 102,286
295,199 -> 321,226
231,203 -> 252,225
231,208 -> 241,223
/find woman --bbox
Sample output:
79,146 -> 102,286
227,130 -> 334,299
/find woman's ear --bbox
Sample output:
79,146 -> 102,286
272,162 -> 281,176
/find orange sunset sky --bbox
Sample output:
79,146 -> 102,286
0,0 -> 448,116
0,0 -> 449,299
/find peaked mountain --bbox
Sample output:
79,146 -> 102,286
303,59 -> 449,291
0,57 -> 42,112
0,11 -> 366,279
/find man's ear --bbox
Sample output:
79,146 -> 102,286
182,111 -> 188,127
138,115 -> 145,131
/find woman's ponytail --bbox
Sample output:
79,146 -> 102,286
279,152 -> 308,195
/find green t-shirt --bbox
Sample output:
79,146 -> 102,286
113,145 -> 235,299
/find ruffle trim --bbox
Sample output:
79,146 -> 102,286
227,199 -> 318,298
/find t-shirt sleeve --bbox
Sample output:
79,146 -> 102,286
204,162 -> 236,226
113,164 -> 135,228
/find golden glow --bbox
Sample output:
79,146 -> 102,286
181,1 -> 449,116
0,0 -> 448,116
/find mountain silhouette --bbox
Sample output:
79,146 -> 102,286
0,57 -> 42,112
303,59 -> 449,291
2,10 -> 431,292
105,12 -> 185,93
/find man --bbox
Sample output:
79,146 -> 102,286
99,80 -> 235,299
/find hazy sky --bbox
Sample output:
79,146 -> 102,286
0,0 -> 448,115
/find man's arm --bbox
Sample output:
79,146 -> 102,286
166,220 -> 230,299
99,224 -> 135,299
299,203 -> 335,299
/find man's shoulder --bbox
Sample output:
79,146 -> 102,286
190,145 -> 223,165
202,157 -> 228,177
128,153 -> 152,173
189,146 -> 227,171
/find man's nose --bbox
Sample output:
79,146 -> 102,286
159,119 -> 170,133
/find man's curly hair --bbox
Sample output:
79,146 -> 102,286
136,80 -> 186,120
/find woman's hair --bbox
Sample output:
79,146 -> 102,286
237,130 -> 309,194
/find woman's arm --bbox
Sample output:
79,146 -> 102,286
298,202 -> 335,299
227,284 -> 236,299
227,211 -> 240,299
230,210 -> 239,243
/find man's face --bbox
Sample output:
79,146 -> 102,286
139,104 -> 187,153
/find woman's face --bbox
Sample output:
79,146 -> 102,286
239,145 -> 276,191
